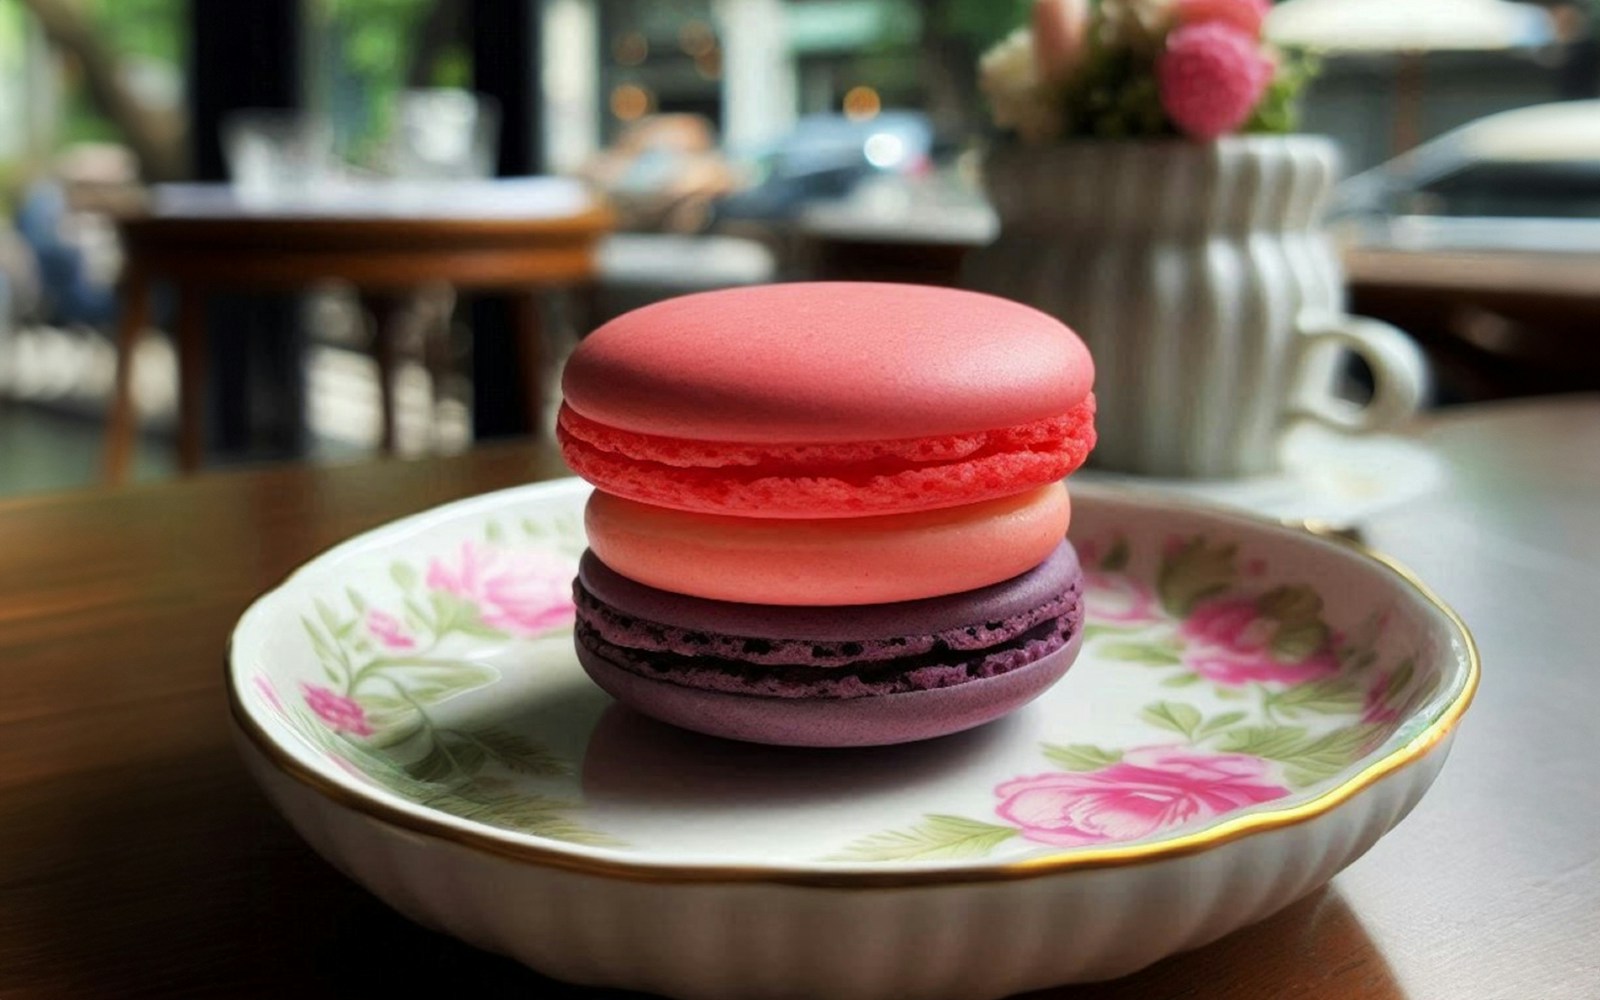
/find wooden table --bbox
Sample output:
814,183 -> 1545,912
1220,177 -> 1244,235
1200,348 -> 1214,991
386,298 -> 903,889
104,180 -> 613,483
4,398 -> 1597,999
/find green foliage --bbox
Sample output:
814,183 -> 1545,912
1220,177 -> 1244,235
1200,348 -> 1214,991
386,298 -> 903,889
832,815 -> 1019,862
1246,47 -> 1320,135
1157,538 -> 1238,617
87,0 -> 185,63
938,0 -> 1034,48
1062,45 -> 1175,141
1043,743 -> 1124,771
1215,722 -> 1384,787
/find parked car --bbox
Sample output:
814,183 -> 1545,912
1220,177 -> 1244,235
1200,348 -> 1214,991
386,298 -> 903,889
711,111 -> 937,226
1334,99 -> 1600,251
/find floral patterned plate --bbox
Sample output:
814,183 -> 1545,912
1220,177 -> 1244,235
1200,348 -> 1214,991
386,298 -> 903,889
229,479 -> 1476,997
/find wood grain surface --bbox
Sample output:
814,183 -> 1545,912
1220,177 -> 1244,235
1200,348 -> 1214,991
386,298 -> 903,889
2,399 -> 1596,999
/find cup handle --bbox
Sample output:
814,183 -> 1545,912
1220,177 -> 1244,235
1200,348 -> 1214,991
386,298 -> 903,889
1290,312 -> 1430,433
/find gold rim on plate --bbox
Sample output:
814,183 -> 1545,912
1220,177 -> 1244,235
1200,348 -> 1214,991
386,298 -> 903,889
226,498 -> 1480,889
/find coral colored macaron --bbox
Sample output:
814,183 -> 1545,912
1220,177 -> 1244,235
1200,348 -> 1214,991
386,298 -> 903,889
558,283 -> 1096,518
585,483 -> 1072,606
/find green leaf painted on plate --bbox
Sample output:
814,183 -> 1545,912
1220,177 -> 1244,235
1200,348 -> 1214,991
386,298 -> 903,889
830,815 -> 1019,862
1196,711 -> 1248,738
1101,536 -> 1130,572
1385,659 -> 1416,702
1272,620 -> 1330,663
1216,723 -> 1385,787
465,727 -> 571,777
1161,672 -> 1203,688
485,520 -> 506,545
1099,641 -> 1183,666
315,598 -> 342,635
390,561 -> 419,592
386,661 -> 499,706
424,789 -> 621,846
301,616 -> 338,666
346,587 -> 368,614
1043,743 -> 1124,771
1157,538 -> 1237,617
1267,677 -> 1362,718
1141,701 -> 1203,739
1256,585 -> 1323,625
1082,622 -> 1142,641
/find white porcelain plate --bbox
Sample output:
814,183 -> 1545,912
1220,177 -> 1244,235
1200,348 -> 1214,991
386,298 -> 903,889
229,479 -> 1477,999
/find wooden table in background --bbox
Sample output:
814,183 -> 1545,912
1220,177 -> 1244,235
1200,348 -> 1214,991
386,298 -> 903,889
104,181 -> 613,484
4,398 -> 1597,999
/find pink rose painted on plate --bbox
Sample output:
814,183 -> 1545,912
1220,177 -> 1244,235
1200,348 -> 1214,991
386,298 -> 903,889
995,746 -> 1290,847
303,683 -> 374,737
365,608 -> 417,650
427,541 -> 575,637
1086,572 -> 1163,625
1180,599 -> 1339,686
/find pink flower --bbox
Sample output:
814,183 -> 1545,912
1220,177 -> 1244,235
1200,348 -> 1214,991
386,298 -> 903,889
1087,571 -> 1164,625
1174,0 -> 1269,38
1032,0 -> 1089,84
996,746 -> 1289,846
1158,22 -> 1272,141
427,542 -> 574,637
252,675 -> 284,715
302,683 -> 374,737
1179,599 -> 1340,686
365,608 -> 416,650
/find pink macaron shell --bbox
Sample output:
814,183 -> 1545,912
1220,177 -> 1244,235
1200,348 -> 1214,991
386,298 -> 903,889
575,629 -> 1084,748
584,483 -> 1072,606
561,283 -> 1094,443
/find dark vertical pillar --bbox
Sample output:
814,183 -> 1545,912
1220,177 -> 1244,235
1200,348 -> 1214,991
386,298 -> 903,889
188,0 -> 307,463
470,0 -> 545,440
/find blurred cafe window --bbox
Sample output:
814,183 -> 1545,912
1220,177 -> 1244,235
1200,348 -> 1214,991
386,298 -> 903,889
0,0 -> 186,183
306,0 -> 475,174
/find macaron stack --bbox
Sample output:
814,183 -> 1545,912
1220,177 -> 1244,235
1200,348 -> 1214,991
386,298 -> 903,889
558,282 -> 1096,747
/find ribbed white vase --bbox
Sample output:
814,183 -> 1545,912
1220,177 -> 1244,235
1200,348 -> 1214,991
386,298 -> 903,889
964,136 -> 1426,478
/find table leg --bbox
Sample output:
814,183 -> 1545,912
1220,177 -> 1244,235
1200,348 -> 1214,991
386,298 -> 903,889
512,291 -> 546,439
362,293 -> 401,455
175,286 -> 208,474
102,268 -> 152,485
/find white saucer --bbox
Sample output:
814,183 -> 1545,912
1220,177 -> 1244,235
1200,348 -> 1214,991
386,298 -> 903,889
1075,425 -> 1447,527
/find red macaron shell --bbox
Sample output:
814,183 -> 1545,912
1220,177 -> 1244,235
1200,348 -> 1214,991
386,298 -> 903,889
557,397 -> 1095,518
561,282 -> 1094,443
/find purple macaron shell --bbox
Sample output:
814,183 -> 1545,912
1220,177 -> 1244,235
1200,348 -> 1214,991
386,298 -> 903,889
576,629 -> 1084,748
577,540 -> 1081,646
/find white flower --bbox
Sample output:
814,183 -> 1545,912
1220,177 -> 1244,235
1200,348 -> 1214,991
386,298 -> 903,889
1097,0 -> 1176,52
978,28 -> 1063,143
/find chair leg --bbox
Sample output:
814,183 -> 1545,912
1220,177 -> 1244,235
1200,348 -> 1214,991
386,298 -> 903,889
103,270 -> 152,485
421,287 -> 458,448
175,286 -> 208,474
512,291 -> 546,439
362,293 -> 401,455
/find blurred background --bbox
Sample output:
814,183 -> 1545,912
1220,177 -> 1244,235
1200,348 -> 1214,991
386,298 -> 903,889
0,0 -> 1596,494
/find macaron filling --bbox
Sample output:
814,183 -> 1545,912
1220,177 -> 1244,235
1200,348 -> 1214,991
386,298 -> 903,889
573,594 -> 1082,700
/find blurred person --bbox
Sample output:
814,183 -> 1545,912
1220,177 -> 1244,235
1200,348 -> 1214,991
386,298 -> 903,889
579,114 -> 742,232
12,144 -> 139,330
1544,1 -> 1600,97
